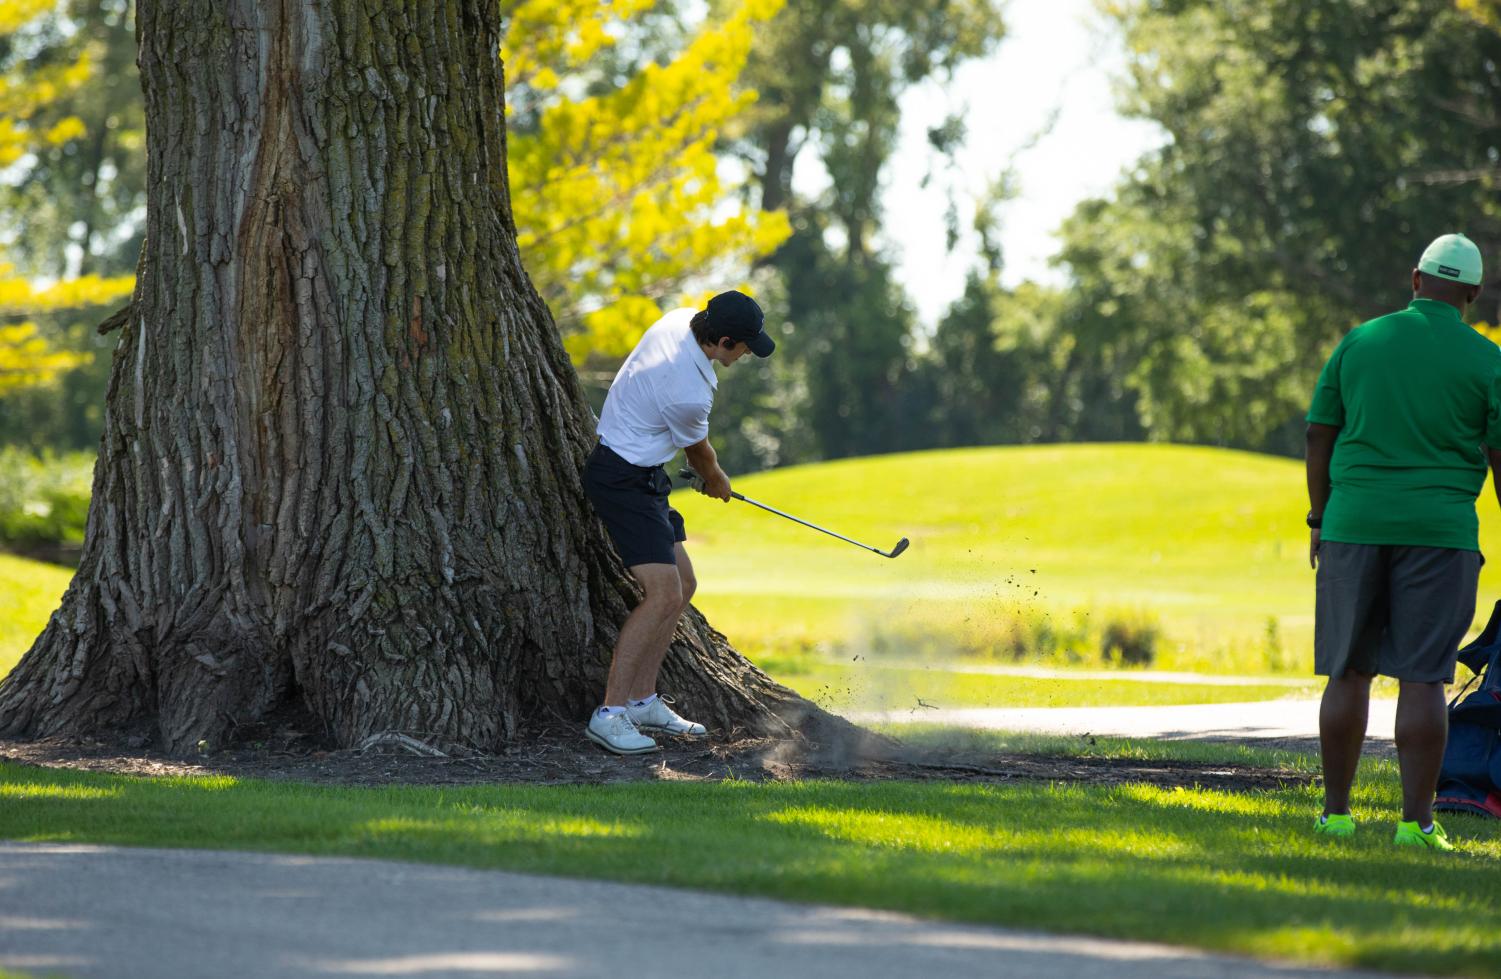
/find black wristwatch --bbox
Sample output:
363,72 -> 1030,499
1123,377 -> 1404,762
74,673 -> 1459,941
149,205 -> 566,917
1306,511 -> 1322,529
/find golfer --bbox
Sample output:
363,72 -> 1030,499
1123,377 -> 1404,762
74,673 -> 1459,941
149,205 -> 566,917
582,290 -> 775,754
1306,233 -> 1501,850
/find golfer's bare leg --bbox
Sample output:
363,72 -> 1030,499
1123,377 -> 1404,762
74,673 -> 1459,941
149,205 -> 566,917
1394,679 -> 1448,826
602,562 -> 682,707
1319,670 -> 1372,815
628,542 -> 697,700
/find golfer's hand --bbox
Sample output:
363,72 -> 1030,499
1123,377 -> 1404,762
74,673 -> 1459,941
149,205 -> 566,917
702,468 -> 732,502
1309,529 -> 1321,570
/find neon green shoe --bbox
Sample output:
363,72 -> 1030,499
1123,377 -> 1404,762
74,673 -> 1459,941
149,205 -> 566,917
1393,820 -> 1455,851
1314,813 -> 1356,838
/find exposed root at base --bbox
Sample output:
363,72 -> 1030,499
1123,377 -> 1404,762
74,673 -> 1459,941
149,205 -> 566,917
0,723 -> 1314,793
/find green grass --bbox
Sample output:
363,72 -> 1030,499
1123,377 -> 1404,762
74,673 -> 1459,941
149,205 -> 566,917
762,655 -> 1316,710
674,443 -> 1501,674
7,442 -> 1496,689
0,552 -> 70,677
1,442 -> 1492,690
0,548 -> 1316,708
4,745 -> 1499,976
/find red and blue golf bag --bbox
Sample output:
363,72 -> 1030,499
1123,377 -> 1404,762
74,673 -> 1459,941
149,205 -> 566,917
1436,600 -> 1501,819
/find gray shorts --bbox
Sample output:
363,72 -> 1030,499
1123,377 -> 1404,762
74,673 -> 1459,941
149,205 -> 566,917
1315,541 -> 1481,682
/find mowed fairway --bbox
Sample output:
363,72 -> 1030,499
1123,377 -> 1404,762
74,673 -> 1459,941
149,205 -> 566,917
7,443 -> 1501,684
0,553 -> 71,678
674,443 -> 1501,673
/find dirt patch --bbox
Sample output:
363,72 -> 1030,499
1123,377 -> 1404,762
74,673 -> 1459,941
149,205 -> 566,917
0,724 -> 1314,793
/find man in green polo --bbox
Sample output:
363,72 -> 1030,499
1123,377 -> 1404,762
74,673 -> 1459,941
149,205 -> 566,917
1306,232 -> 1501,851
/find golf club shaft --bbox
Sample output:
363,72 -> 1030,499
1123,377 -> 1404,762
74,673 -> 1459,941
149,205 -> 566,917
730,491 -> 887,555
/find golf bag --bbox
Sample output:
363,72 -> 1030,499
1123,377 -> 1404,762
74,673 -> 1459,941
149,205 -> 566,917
1435,599 -> 1501,819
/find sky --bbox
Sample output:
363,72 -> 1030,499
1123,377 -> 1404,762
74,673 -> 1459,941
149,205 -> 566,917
798,0 -> 1168,330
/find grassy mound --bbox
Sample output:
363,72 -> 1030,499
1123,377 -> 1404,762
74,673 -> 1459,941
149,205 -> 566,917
6,442 -> 1495,686
0,553 -> 72,677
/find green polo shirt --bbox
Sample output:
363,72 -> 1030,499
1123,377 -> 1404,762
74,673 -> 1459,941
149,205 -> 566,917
1307,298 -> 1501,551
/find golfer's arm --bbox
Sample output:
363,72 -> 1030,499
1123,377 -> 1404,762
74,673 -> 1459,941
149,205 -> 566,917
683,438 -> 725,481
1306,423 -> 1339,517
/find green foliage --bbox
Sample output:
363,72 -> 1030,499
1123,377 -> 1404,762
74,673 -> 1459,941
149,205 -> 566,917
0,442 -> 1334,681
0,2 -> 136,449
723,0 -> 1005,228
924,274 -> 1047,446
853,603 -> 1163,670
0,312 -> 115,450
772,217 -> 924,461
0,0 -> 131,437
1048,0 -> 1501,451
1458,0 -> 1501,28
987,605 -> 1096,664
501,0 -> 791,362
694,272 -> 820,473
0,268 -> 132,447
704,0 -> 1006,470
3,754 -> 1500,975
0,447 -> 92,549
0,320 -> 82,393
1099,608 -> 1160,667
0,2 -> 794,452
0,268 -> 129,405
0,0 -> 144,278
923,273 -> 1146,447
671,442 -> 1470,676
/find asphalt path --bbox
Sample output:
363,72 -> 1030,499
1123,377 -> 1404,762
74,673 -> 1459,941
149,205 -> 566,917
867,662 -> 1315,687
0,842 -> 1405,979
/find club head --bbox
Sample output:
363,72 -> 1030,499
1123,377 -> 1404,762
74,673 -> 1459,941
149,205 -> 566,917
884,537 -> 909,559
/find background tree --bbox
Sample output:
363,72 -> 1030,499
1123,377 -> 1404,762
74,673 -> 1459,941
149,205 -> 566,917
1035,0 -> 1501,452
921,267 -> 1147,449
0,0 -> 792,453
0,0 -> 845,756
707,0 -> 1007,469
0,271 -> 130,395
1457,0 -> 1501,30
0,0 -> 134,439
0,0 -> 142,279
501,0 -> 790,366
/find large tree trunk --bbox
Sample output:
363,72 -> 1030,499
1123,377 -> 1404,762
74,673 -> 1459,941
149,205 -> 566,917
0,0 -> 841,756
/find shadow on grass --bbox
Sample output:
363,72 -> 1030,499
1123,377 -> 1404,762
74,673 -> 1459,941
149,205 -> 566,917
2,762 -> 1499,975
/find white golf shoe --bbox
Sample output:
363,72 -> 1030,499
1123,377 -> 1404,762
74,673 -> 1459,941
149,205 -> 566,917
626,695 -> 707,737
586,710 -> 659,755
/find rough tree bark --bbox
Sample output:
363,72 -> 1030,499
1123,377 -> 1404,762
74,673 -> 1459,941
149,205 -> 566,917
0,0 -> 856,756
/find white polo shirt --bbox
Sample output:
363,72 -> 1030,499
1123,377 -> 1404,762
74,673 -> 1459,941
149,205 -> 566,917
596,308 -> 717,467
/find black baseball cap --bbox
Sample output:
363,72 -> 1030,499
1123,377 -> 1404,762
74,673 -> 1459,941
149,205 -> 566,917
705,290 -> 775,357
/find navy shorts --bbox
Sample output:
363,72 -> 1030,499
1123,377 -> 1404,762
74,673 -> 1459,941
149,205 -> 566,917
1315,542 -> 1481,683
583,443 -> 686,567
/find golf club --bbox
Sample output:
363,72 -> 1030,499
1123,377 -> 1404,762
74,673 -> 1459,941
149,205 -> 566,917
678,469 -> 910,559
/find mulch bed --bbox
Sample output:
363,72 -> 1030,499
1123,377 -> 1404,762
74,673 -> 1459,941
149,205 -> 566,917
0,723 -> 1315,793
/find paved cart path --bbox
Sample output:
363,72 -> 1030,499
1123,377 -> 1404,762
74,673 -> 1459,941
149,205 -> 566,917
858,697 -> 1398,746
0,842 -> 1405,979
862,662 -> 1317,687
